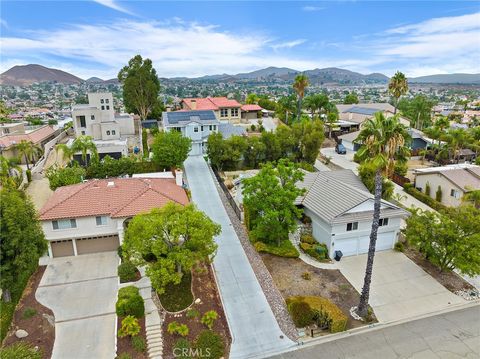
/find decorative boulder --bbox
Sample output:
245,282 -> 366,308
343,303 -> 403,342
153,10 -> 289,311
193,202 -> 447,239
195,298 -> 202,304
15,329 -> 28,338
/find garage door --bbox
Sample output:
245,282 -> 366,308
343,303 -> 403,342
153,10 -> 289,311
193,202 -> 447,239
51,240 -> 74,257
76,235 -> 120,255
335,231 -> 395,256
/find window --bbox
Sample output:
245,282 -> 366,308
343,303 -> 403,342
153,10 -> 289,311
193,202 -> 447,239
379,218 -> 389,227
220,108 -> 228,117
101,106 -> 105,110
101,99 -> 104,104
81,131 -> 85,135
78,115 -> 86,127
106,105 -> 110,110
201,126 -> 204,131
173,127 -> 181,132
194,127 -> 199,132
450,189 -> 460,198
91,115 -> 95,120
112,130 -> 116,135
52,219 -> 77,230
106,99 -> 109,104
231,108 -> 239,117
4,128 -> 9,134
346,222 -> 358,231
96,216 -> 107,226
106,130 -> 111,135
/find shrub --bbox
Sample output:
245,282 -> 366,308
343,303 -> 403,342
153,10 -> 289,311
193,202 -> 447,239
253,240 -> 299,258
287,296 -> 347,333
194,330 -> 225,359
22,307 -> 37,319
116,286 -> 145,318
300,242 -> 328,261
118,262 -> 138,283
301,215 -> 312,225
131,335 -> 146,352
173,338 -> 192,359
46,165 -> 86,190
404,183 -> 447,211
300,233 -> 316,244
250,124 -> 256,131
167,321 -> 189,337
116,353 -> 132,359
201,310 -> 218,329
118,315 -> 141,338
425,182 -> 431,196
287,300 -> 315,328
436,185 -> 443,202
0,342 -> 42,359
394,241 -> 404,252
186,308 -> 200,319
26,169 -> 32,183
301,271 -> 311,280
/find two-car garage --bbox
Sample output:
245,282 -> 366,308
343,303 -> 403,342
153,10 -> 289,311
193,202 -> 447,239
333,231 -> 396,257
50,235 -> 120,258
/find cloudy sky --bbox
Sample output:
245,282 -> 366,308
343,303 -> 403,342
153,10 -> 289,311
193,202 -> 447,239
1,1 -> 479,79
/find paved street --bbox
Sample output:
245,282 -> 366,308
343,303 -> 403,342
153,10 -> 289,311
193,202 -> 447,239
268,305 -> 480,359
36,252 -> 118,359
184,156 -> 294,359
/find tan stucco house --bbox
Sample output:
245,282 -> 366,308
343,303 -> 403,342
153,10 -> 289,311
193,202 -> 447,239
181,97 -> 242,123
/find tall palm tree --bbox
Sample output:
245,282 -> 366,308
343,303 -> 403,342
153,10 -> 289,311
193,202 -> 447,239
55,143 -> 75,165
388,71 -> 408,114
354,112 -> 410,317
445,129 -> 469,163
71,136 -> 98,166
326,112 -> 338,139
303,93 -> 329,118
293,74 -> 309,121
15,140 -> 42,170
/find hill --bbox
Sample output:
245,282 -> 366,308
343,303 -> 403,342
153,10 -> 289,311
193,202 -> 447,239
0,64 -> 84,86
409,73 -> 480,84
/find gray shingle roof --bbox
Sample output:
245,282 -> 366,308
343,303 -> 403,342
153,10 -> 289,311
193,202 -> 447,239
163,110 -> 217,125
345,106 -> 380,116
218,123 -> 246,139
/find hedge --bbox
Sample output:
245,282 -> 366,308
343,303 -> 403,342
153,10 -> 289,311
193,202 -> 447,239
118,262 -> 138,283
253,240 -> 299,258
403,183 -> 447,211
288,300 -> 315,327
287,296 -> 347,333
116,286 -> 145,318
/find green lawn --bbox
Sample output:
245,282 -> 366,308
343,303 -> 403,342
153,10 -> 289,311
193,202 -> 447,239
159,272 -> 193,312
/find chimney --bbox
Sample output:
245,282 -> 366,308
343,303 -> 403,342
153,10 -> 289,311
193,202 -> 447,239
190,99 -> 197,110
175,170 -> 183,187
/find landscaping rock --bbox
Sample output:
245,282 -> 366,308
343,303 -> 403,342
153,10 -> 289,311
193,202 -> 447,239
195,298 -> 201,304
15,329 -> 29,338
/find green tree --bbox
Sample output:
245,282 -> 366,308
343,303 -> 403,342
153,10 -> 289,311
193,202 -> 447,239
404,206 -> 480,275
358,162 -> 394,200
291,119 -> 325,164
45,164 -> 86,190
244,136 -> 266,169
275,125 -> 296,159
398,95 -> 435,129
0,156 -> 22,188
343,92 -> 359,104
246,93 -> 259,104
463,189 -> 480,209
122,203 -> 220,294
0,189 -> 47,302
354,112 -> 410,317
303,93 -> 330,118
15,140 -> 42,170
388,71 -> 408,114
152,130 -> 192,169
258,97 -> 277,111
293,74 -> 309,121
275,95 -> 297,124
260,131 -> 282,163
118,55 -> 161,120
326,112 -> 338,139
243,159 -> 305,246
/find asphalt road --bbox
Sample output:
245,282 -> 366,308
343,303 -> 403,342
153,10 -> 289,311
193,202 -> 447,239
267,304 -> 480,359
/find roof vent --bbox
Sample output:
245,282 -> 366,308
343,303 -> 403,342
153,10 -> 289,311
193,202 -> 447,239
107,181 -> 115,187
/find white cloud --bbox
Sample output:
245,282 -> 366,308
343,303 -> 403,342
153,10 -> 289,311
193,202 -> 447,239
271,39 -> 306,51
92,0 -> 135,15
302,6 -> 325,12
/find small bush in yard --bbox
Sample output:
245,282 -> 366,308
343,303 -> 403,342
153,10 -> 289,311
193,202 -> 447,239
287,300 -> 315,328
201,310 -> 218,329
300,233 -> 316,244
300,242 -> 328,261
173,338 -> 192,359
194,330 -> 224,359
0,342 -> 42,359
167,321 -> 189,337
116,286 -> 145,318
186,308 -> 200,319
301,271 -> 311,280
118,315 -> 141,338
22,307 -> 37,319
118,262 -> 138,283
131,335 -> 146,352
394,241 -> 404,252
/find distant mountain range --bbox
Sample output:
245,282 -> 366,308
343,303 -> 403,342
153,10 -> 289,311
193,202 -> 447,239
1,64 -> 479,86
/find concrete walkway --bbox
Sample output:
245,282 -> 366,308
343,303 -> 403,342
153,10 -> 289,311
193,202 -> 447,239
184,156 -> 294,359
26,172 -> 53,211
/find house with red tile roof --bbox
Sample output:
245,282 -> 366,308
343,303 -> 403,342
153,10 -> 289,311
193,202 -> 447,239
241,104 -> 263,121
39,175 -> 188,257
181,97 -> 242,123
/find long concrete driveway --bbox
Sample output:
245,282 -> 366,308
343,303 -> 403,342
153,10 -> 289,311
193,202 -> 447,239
184,156 -> 294,359
36,252 -> 118,359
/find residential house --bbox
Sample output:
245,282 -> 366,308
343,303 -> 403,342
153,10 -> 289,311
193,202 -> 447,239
296,170 -> 408,259
181,97 -> 242,123
414,164 -> 480,207
71,92 -> 136,159
39,175 -> 188,258
241,104 -> 263,121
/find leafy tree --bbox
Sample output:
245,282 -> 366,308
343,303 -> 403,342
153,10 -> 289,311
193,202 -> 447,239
243,159 -> 305,246
463,189 -> 480,209
260,131 -> 282,162
122,203 -> 220,294
326,112 -> 338,139
0,189 -> 47,302
398,95 -> 435,129
206,133 -> 246,171
0,101 -> 12,123
246,93 -> 259,104
404,206 -> 480,275
151,130 -> 192,169
118,55 -> 161,120
244,136 -> 266,169
343,92 -> 359,104
258,97 -> 277,111
291,119 -> 325,164
15,140 -> 42,170
388,71 -> 408,114
354,113 -> 410,317
275,94 -> 297,124
293,74 -> 309,121
45,164 -> 86,190
0,156 -> 22,188
303,93 -> 330,117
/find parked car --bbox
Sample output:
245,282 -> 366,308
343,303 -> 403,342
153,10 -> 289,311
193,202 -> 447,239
335,143 -> 347,155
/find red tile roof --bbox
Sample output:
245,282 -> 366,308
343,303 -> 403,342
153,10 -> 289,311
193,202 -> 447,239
241,104 -> 263,112
39,178 -> 189,220
0,125 -> 55,149
182,97 -> 241,110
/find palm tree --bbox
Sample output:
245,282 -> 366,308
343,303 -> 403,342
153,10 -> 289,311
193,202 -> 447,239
293,74 -> 309,121
303,93 -> 329,118
15,140 -> 42,170
354,112 -> 410,317
55,143 -> 75,165
326,112 -> 339,139
445,129 -> 469,163
71,136 -> 98,166
388,71 -> 408,114
0,155 -> 22,187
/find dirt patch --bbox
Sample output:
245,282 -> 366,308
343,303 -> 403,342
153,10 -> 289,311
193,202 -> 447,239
404,247 -> 476,293
261,254 -> 372,329
26,176 -> 53,211
116,316 -> 148,359
2,266 -> 55,358
162,264 -> 231,359
321,138 -> 337,148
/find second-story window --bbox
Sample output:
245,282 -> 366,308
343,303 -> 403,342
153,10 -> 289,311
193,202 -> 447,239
379,218 -> 389,226
112,130 -> 116,135
201,126 -> 204,131
52,219 -> 77,230
106,130 -> 111,135
91,115 -> 95,120
194,127 -> 199,132
96,216 -> 107,226
101,99 -> 104,104
220,109 -> 228,117
106,99 -> 109,104
346,222 -> 358,231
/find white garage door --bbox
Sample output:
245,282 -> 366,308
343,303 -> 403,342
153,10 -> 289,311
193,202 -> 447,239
335,231 -> 395,256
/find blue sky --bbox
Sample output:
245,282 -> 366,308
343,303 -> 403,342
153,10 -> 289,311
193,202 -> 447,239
1,1 -> 479,79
